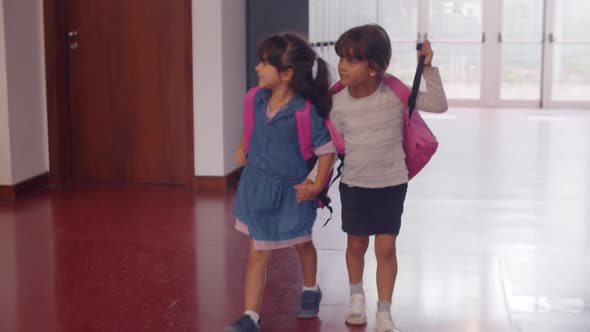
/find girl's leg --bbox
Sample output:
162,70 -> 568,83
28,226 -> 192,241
346,234 -> 370,284
295,240 -> 322,318
374,234 -> 398,332
294,240 -> 317,287
374,234 -> 397,303
345,234 -> 370,325
244,239 -> 272,312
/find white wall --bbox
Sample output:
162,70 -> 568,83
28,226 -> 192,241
2,0 -> 49,184
193,0 -> 224,176
193,0 -> 245,176
221,0 -> 246,174
0,0 -> 13,185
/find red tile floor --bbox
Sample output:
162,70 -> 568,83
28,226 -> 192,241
1,109 -> 590,332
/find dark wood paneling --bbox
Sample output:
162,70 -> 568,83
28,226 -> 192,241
43,0 -> 71,185
44,0 -> 194,185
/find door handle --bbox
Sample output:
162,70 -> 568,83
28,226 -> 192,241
68,30 -> 79,50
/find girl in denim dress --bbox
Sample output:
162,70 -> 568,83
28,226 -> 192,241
225,34 -> 335,332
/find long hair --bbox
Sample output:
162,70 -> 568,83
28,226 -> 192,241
257,34 -> 332,118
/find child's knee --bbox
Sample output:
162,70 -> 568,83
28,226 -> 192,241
295,241 -> 315,255
248,248 -> 271,264
347,238 -> 369,255
375,242 -> 396,260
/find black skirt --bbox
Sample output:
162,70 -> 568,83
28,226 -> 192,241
339,182 -> 408,236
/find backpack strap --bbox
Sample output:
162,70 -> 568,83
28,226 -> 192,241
243,87 -> 260,153
382,74 -> 411,106
330,81 -> 345,93
408,52 -> 427,119
318,188 -> 333,227
294,101 -> 315,160
325,118 -> 345,155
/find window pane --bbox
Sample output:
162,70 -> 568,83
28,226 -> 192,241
501,44 -> 542,100
433,43 -> 481,99
554,0 -> 590,41
387,43 -> 417,84
428,0 -> 482,41
552,44 -> 590,101
378,0 -> 418,41
502,0 -> 544,41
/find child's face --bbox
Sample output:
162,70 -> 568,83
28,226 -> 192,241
338,57 -> 376,87
255,60 -> 291,89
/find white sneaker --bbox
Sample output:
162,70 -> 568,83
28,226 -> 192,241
376,311 -> 399,332
345,293 -> 367,325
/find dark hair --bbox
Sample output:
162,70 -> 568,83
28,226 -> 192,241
257,33 -> 332,118
335,24 -> 392,74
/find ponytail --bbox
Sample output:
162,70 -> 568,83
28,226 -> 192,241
312,57 -> 332,119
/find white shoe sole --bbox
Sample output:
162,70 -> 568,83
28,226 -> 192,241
345,315 -> 367,325
377,328 -> 401,332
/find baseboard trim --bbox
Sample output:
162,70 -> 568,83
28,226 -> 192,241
0,172 -> 50,200
193,167 -> 243,191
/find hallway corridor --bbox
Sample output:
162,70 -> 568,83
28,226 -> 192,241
1,108 -> 589,332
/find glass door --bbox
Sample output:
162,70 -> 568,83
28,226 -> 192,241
426,0 -> 484,101
542,0 -> 590,108
498,0 -> 544,105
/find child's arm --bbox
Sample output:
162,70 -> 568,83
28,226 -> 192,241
306,108 -> 342,181
295,153 -> 335,203
311,153 -> 335,190
306,153 -> 337,181
295,105 -> 337,202
235,135 -> 247,166
415,40 -> 449,113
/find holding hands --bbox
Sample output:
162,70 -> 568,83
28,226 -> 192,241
294,179 -> 323,204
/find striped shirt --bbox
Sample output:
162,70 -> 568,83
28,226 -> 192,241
331,67 -> 448,188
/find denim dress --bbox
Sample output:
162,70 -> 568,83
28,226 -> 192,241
234,88 -> 332,250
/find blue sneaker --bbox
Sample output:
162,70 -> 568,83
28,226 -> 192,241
224,315 -> 260,332
297,286 -> 322,318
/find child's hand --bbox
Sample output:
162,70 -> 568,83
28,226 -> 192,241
235,147 -> 247,166
294,179 -> 322,203
418,39 -> 433,66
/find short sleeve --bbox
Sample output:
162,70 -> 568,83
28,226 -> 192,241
309,105 -> 332,149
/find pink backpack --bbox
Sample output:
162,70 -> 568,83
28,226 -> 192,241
326,74 -> 438,180
242,87 -> 335,222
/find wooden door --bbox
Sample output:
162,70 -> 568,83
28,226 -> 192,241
66,0 -> 193,184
